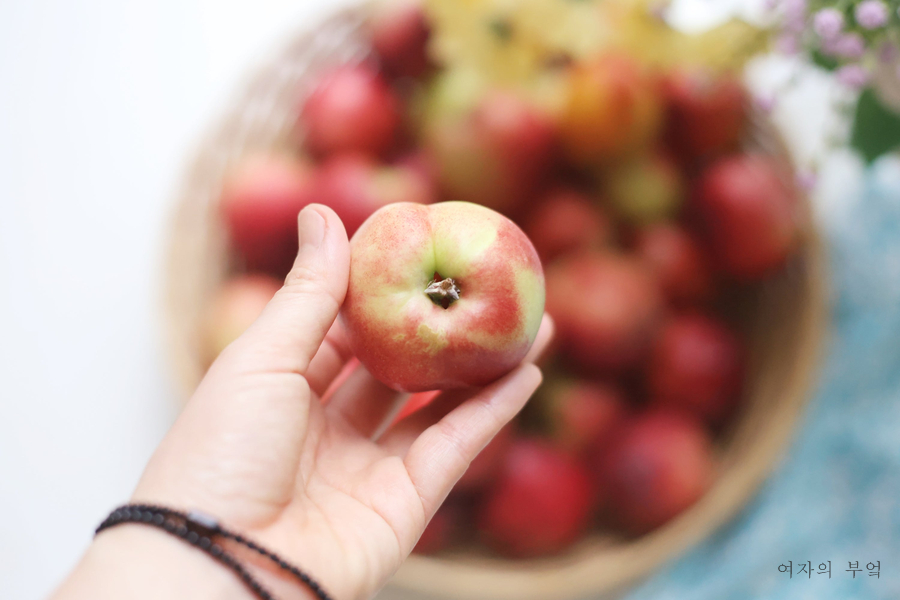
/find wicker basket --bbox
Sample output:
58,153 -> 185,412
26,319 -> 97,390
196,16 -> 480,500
164,5 -> 829,599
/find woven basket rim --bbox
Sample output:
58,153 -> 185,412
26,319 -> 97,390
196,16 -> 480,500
161,4 -> 832,598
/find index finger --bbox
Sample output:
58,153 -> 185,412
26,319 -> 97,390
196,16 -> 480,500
401,364 -> 543,519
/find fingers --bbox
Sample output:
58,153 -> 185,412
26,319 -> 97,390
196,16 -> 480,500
304,321 -> 353,397
400,364 -> 542,518
329,314 -> 553,440
378,314 -> 553,453
378,387 -> 473,458
325,363 -> 408,438
220,205 -> 350,377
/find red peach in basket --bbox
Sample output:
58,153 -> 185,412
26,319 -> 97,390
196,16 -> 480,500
413,501 -> 463,555
559,53 -> 662,165
220,154 -> 315,275
521,187 -> 614,264
454,424 -> 515,493
425,91 -> 556,216
300,64 -> 401,158
314,153 -> 435,237
340,201 -> 545,392
546,252 -> 664,373
539,379 -> 628,456
478,439 -> 595,557
648,314 -> 744,425
603,152 -> 684,224
634,223 -> 714,306
662,68 -> 747,162
394,149 -> 439,194
692,154 -> 799,282
368,0 -> 432,79
598,409 -> 714,534
204,275 -> 281,361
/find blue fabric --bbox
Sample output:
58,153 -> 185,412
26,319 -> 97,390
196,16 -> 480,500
624,158 -> 900,600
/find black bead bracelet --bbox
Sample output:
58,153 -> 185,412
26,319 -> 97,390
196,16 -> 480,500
96,504 -> 333,600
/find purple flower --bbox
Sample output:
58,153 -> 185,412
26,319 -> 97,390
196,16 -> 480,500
783,0 -> 807,18
836,64 -> 870,89
755,94 -> 778,113
822,32 -> 867,59
855,1 -> 889,30
878,41 -> 898,63
783,0 -> 808,33
813,8 -> 844,40
776,32 -> 801,54
796,170 -> 818,192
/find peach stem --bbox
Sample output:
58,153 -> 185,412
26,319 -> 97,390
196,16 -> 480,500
425,277 -> 461,309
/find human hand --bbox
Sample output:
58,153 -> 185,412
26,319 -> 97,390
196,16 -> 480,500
57,204 -> 550,600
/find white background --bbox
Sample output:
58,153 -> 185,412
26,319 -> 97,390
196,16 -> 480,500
0,1 -> 355,597
0,1 -> 860,599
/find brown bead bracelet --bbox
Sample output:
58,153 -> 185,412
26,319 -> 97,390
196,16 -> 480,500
96,504 -> 333,600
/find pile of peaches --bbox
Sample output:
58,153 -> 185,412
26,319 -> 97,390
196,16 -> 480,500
204,1 -> 802,558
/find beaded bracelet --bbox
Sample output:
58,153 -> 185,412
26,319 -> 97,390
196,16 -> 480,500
96,504 -> 333,600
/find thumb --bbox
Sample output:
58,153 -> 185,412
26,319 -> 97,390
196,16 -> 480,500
221,204 -> 351,377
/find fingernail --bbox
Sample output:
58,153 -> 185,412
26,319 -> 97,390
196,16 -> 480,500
298,206 -> 326,250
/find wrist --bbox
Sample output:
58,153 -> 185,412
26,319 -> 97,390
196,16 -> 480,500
53,523 -> 318,600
